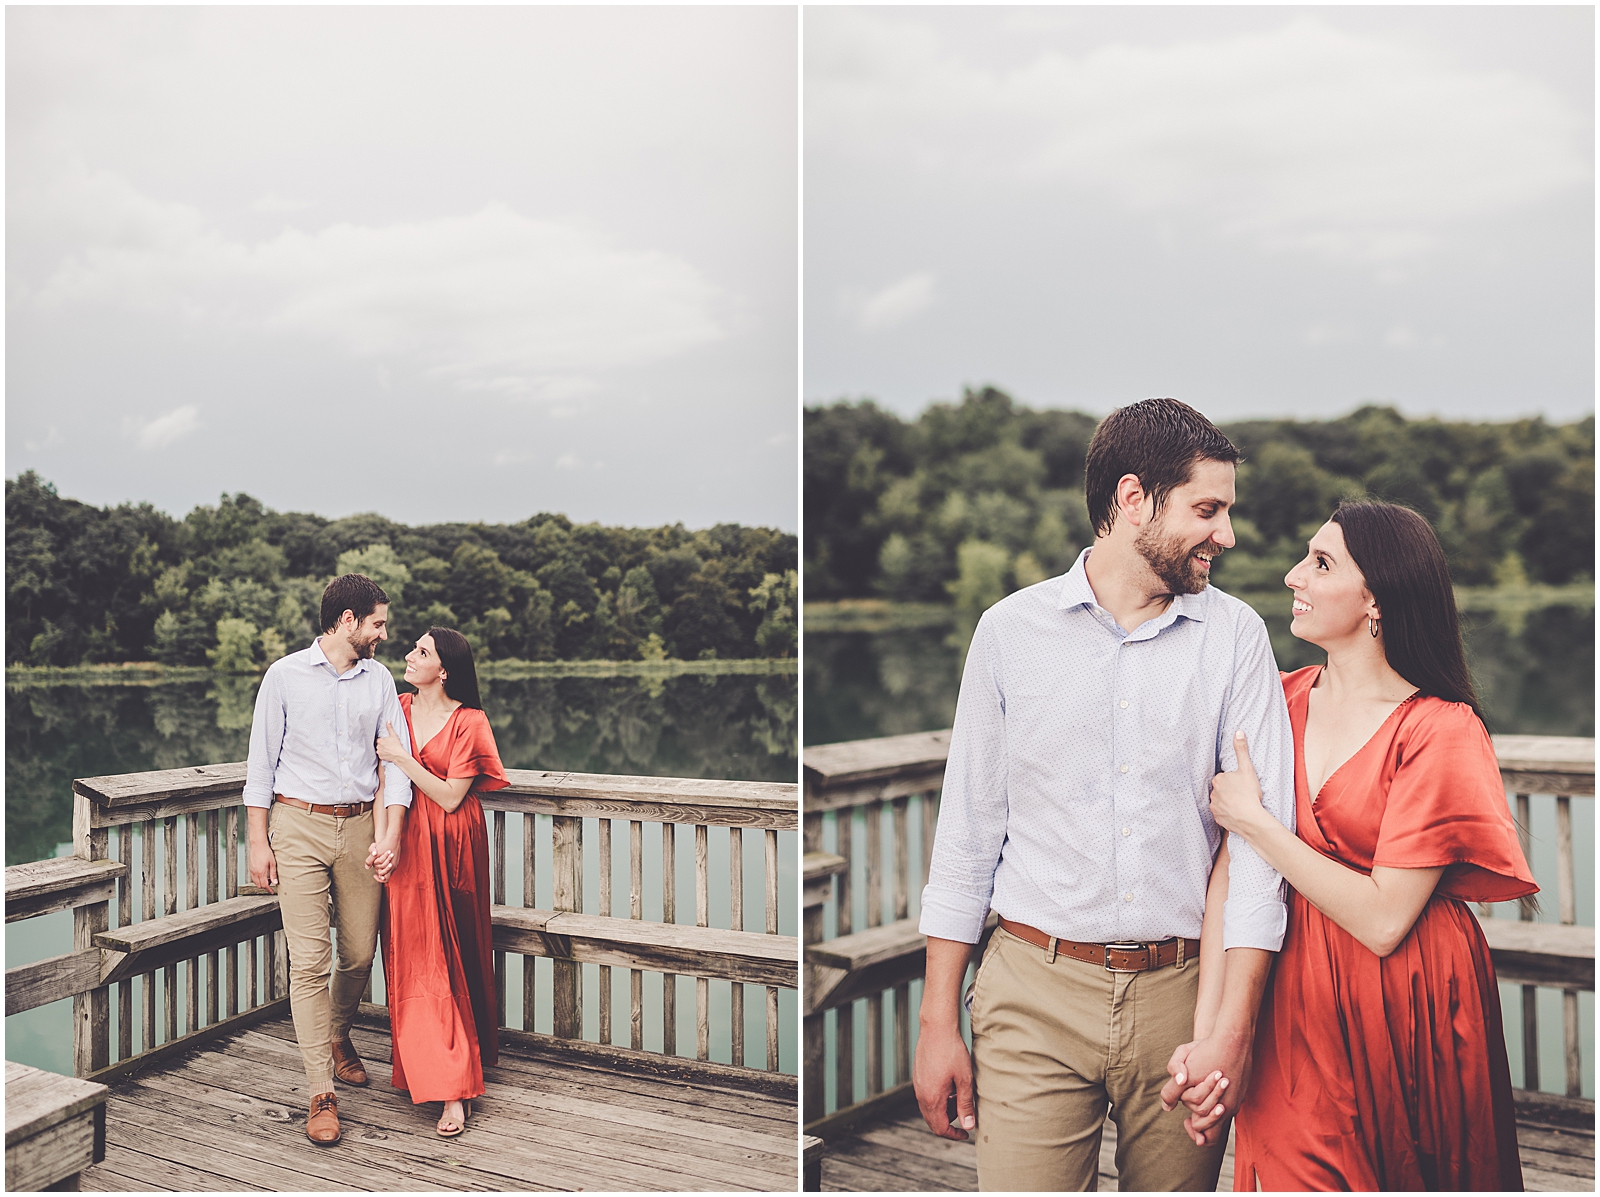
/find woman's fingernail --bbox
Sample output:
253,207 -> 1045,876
1219,1078 -> 1229,1090
1175,1072 -> 1185,1085
1213,1105 -> 1224,1117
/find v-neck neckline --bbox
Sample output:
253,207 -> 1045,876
407,695 -> 461,755
1298,665 -> 1419,802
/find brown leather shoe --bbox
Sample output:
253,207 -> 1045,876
331,1036 -> 369,1086
306,1092 -> 341,1145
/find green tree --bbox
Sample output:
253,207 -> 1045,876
207,618 -> 260,673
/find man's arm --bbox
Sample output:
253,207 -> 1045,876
244,668 -> 285,888
377,685 -> 414,809
913,938 -> 977,1140
913,614 -> 1008,1139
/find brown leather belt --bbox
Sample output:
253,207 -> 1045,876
998,917 -> 1198,972
274,794 -> 374,818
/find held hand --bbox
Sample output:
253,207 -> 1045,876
248,838 -> 278,892
365,836 -> 400,883
913,1022 -> 977,1141
375,722 -> 408,765
1166,1031 -> 1253,1147
1209,731 -> 1265,836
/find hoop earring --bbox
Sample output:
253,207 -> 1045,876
1368,617 -> 1379,638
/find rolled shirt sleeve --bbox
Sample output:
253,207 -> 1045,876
1217,617 -> 1295,952
919,614 -> 1009,944
378,683 -> 415,809
243,664 -> 287,809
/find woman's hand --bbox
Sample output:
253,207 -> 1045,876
375,722 -> 409,764
1209,731 -> 1267,838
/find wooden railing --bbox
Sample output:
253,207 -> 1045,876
6,764 -> 799,1086
801,730 -> 1594,1132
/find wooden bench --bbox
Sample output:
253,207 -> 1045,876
1478,916 -> 1595,990
5,1062 -> 107,1192
805,913 -> 997,1016
5,859 -> 127,924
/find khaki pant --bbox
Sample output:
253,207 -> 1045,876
969,927 -> 1226,1192
269,802 -> 382,1096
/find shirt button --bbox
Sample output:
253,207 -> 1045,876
1122,827 -> 1131,836
1124,892 -> 1134,902
1120,700 -> 1129,709
1120,764 -> 1129,774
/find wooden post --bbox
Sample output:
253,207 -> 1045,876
141,817 -> 157,1051
836,805 -> 854,1110
1515,793 -> 1539,1091
662,821 -> 677,1056
865,799 -> 884,1096
116,824 -> 133,1063
696,823 -> 710,1062
1556,794 -> 1580,1097
766,827 -> 780,1072
493,809 -> 507,1028
524,812 -> 537,1032
730,825 -> 744,1068
185,813 -> 199,1036
205,810 -> 219,1027
630,819 -> 644,1051
551,815 -> 580,1039
892,796 -> 911,1087
598,817 -> 613,1046
225,807 -> 239,1018
72,793 -> 110,1077
802,802 -> 826,1121
163,817 -> 178,1042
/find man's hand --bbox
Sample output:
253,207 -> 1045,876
913,1021 -> 977,1141
248,830 -> 278,891
1159,1029 -> 1253,1146
365,835 -> 401,883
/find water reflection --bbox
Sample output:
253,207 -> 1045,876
7,671 -> 798,867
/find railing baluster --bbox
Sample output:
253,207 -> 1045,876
1556,794 -> 1581,1097
599,817 -> 613,1046
117,825 -> 133,1062
185,813 -> 199,1036
921,792 -> 938,891
494,809 -> 507,1029
696,823 -> 710,1061
766,826 -> 779,1072
892,795 -> 911,1087
730,825 -> 744,1068
225,807 -> 239,1018
865,799 -> 884,1096
803,804 -> 825,1116
141,817 -> 156,1053
163,816 -> 178,1043
1514,793 -> 1538,1090
551,815 -> 580,1039
835,807 -> 854,1111
206,810 -> 220,1027
523,812 -> 537,1033
662,822 -> 677,1056
630,819 -> 644,1051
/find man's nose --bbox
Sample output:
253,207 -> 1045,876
1214,514 -> 1235,549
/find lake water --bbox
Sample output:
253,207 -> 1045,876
805,600 -> 1594,1103
6,667 -> 798,1075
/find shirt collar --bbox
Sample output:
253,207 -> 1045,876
1055,545 -> 1209,628
310,636 -> 375,678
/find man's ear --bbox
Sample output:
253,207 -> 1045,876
1115,473 -> 1150,528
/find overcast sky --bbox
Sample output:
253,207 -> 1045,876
8,7 -> 797,531
805,6 -> 1594,424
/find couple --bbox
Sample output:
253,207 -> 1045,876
245,574 -> 507,1145
913,398 -> 1536,1191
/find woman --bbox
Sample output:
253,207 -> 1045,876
1187,501 -> 1536,1190
373,627 -> 507,1138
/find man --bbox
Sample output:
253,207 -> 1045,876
245,573 -> 413,1146
911,397 -> 1295,1191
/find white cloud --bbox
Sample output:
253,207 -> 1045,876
22,164 -> 728,398
842,271 -> 938,333
125,405 -> 201,451
809,13 -> 1589,264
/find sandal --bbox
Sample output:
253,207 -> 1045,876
437,1099 -> 471,1138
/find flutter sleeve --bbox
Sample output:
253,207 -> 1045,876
1372,699 -> 1537,903
447,708 -> 510,794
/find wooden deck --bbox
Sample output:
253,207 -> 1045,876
76,1013 -> 798,1192
819,1099 -> 1596,1193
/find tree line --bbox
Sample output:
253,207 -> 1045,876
6,471 -> 798,668
805,388 -> 1594,615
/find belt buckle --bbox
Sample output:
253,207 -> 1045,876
1103,942 -> 1147,973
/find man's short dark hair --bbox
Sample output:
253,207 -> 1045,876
1084,398 -> 1240,537
320,574 -> 389,634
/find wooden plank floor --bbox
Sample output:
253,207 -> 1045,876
76,1015 -> 797,1192
821,1102 -> 1596,1192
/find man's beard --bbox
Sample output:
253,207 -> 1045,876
1136,520 -> 1223,596
352,633 -> 379,660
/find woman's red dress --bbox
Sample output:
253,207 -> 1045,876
381,694 -> 508,1103
1233,667 -> 1537,1192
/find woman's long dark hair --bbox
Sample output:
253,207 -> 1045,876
1330,501 -> 1482,720
428,626 -> 483,710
